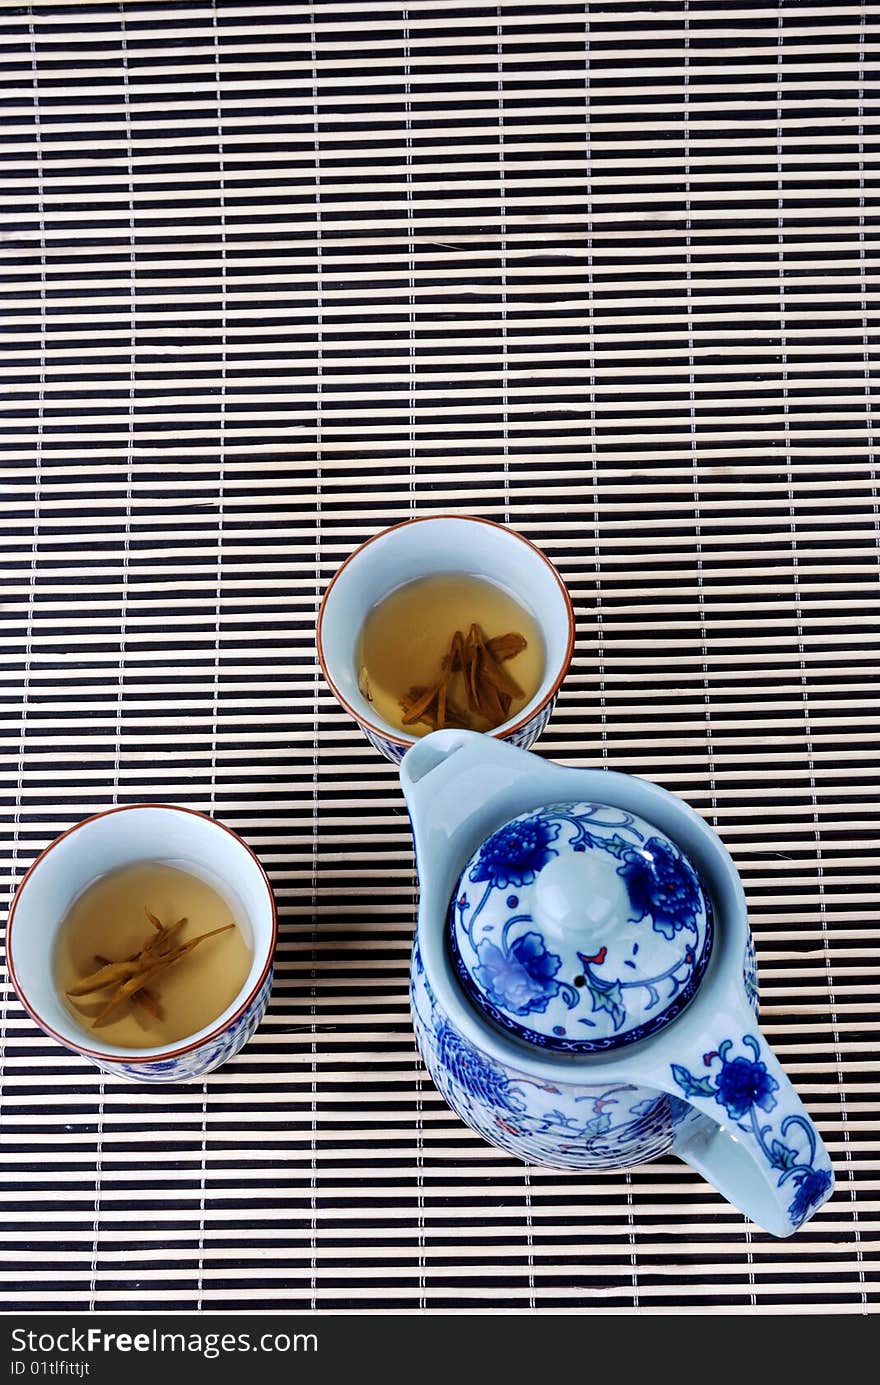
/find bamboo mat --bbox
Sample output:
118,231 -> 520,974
1,0 -> 878,1313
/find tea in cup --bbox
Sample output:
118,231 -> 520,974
316,515 -> 574,762
7,804 -> 277,1082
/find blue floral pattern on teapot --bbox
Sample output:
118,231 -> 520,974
411,943 -> 762,1171
412,922 -> 834,1236
412,942 -> 676,1168
401,728 -> 835,1234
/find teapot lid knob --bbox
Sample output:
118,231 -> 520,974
446,802 -> 714,1053
533,849 -> 625,947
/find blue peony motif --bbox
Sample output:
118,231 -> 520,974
619,836 -> 703,940
469,814 -> 560,889
713,1053 -> 779,1120
671,1035 -> 832,1229
472,931 -> 563,1016
436,1021 -> 524,1113
788,1166 -> 833,1226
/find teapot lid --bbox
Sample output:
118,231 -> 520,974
446,801 -> 714,1053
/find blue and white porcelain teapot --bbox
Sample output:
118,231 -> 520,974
400,730 -> 834,1237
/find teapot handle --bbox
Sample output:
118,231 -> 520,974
399,729 -> 571,897
644,1003 -> 834,1237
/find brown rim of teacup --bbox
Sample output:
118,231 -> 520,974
315,514 -> 576,749
5,803 -> 278,1065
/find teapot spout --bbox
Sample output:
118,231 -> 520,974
621,990 -> 836,1236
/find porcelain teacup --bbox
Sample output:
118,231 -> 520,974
316,514 -> 575,762
6,804 -> 277,1083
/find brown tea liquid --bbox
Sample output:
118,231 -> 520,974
357,571 -> 544,737
54,861 -> 253,1049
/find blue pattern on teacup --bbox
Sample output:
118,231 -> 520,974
359,693 -> 559,764
499,695 -> 557,750
95,969 -> 272,1083
361,726 -> 409,763
447,801 -> 713,1053
671,1033 -> 833,1227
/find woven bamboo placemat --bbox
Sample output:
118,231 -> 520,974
1,0 -> 878,1312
